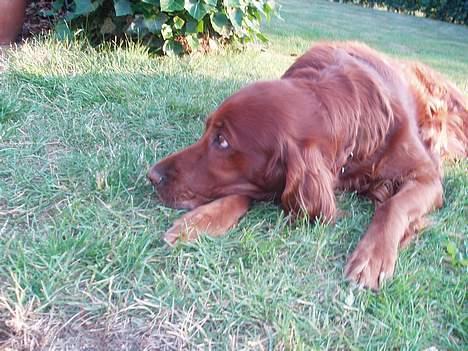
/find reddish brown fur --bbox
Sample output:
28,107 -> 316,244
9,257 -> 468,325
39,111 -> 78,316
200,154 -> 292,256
148,41 -> 467,290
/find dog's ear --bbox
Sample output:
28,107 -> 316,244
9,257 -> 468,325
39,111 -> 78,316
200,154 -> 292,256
281,142 -> 336,222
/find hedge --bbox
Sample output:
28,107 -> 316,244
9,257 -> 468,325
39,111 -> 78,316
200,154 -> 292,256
334,0 -> 467,24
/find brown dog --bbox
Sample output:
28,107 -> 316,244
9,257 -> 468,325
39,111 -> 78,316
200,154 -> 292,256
148,42 -> 467,290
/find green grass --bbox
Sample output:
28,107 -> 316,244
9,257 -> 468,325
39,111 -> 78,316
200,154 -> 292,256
0,0 -> 467,349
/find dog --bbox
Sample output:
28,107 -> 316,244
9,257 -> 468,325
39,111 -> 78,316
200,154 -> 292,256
148,41 -> 467,290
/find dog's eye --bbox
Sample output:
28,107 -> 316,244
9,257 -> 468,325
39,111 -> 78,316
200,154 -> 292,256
215,134 -> 229,149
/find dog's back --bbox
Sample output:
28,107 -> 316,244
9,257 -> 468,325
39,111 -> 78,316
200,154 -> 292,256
283,41 -> 468,169
404,61 -> 468,164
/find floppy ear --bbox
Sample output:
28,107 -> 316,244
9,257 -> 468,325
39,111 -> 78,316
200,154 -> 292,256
281,142 -> 336,222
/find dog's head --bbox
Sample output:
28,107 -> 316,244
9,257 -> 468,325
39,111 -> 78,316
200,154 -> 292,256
148,80 -> 336,220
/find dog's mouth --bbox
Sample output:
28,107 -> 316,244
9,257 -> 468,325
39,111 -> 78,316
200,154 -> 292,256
152,186 -> 213,210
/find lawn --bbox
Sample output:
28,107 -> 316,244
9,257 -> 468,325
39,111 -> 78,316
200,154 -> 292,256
0,0 -> 467,349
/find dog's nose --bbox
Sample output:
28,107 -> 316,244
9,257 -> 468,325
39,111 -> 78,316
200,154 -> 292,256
148,167 -> 165,186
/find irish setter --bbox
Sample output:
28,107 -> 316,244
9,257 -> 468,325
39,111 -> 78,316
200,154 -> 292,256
148,42 -> 467,290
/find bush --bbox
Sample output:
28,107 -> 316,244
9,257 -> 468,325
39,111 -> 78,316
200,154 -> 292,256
420,0 -> 468,24
334,0 -> 467,24
47,0 -> 278,55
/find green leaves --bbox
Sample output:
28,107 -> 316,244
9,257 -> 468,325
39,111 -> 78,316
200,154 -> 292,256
50,0 -> 277,54
161,23 -> 173,39
184,0 -> 212,21
163,40 -> 184,55
185,34 -> 200,50
227,7 -> 244,34
186,18 -> 204,33
144,13 -> 169,33
173,16 -> 185,30
74,0 -> 93,15
54,20 -> 73,40
114,0 -> 133,16
223,0 -> 241,6
210,13 -> 232,36
160,0 -> 184,12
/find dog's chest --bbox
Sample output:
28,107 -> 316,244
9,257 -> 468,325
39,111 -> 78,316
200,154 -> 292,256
336,153 -> 401,204
336,157 -> 374,191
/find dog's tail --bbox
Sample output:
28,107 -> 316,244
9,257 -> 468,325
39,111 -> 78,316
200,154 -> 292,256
407,61 -> 467,163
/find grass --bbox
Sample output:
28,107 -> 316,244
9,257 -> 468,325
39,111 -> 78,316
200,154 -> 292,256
0,0 -> 467,349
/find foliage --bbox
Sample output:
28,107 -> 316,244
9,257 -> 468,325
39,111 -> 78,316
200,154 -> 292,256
46,0 -> 278,55
334,0 -> 468,24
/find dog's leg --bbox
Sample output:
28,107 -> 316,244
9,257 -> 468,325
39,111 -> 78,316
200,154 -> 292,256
344,165 -> 443,290
163,195 -> 251,246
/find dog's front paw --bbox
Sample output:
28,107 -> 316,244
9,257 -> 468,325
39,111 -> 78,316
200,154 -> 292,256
163,195 -> 250,247
163,212 -> 211,246
344,233 -> 397,290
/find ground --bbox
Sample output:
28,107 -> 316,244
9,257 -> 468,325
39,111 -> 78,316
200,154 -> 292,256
0,0 -> 467,350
